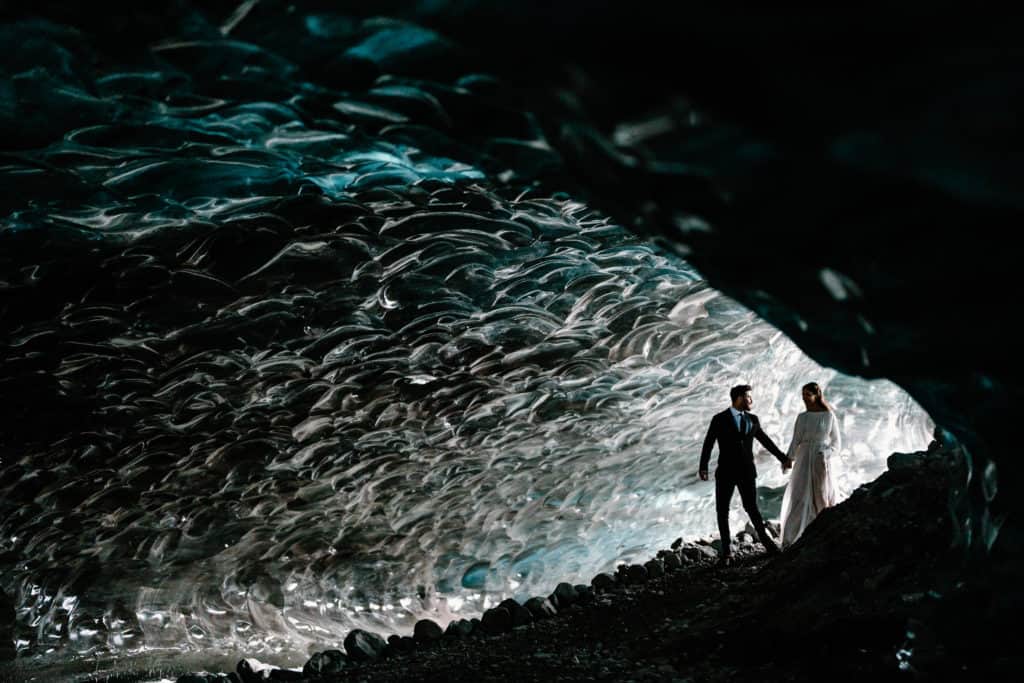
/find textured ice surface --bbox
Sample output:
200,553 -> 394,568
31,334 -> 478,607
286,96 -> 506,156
0,14 -> 933,673
1,182 -> 933,669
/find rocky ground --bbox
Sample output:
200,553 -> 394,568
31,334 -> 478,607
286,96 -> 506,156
152,442 -> 988,683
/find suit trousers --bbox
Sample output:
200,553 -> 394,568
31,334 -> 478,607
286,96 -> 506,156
715,471 -> 773,555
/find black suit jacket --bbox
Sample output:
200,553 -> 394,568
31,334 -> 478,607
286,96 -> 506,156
699,408 -> 788,480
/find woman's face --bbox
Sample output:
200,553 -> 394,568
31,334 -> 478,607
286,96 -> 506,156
802,388 -> 817,408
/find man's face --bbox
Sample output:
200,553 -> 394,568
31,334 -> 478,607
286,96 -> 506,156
736,391 -> 753,411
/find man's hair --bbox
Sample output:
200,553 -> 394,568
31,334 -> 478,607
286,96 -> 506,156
730,385 -> 753,402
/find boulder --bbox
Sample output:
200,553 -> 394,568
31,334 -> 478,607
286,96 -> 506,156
644,559 -> 665,578
574,584 -> 595,604
681,544 -> 717,562
497,598 -> 534,627
387,634 -> 417,653
626,564 -> 649,583
550,581 -> 577,608
524,596 -> 558,619
236,659 -> 267,683
480,606 -> 512,634
0,587 -> 14,662
888,452 -> 923,470
302,649 -> 349,675
413,618 -> 444,643
343,629 -> 387,661
444,618 -> 474,638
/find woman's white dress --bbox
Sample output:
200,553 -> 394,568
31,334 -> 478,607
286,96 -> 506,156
779,410 -> 841,548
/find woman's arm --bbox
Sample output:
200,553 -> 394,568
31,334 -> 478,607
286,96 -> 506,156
827,412 -> 842,458
786,413 -> 802,460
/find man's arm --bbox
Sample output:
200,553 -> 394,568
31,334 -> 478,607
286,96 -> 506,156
754,422 -> 790,463
699,416 -> 717,479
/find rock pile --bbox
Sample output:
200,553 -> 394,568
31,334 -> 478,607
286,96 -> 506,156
169,444 -> 978,682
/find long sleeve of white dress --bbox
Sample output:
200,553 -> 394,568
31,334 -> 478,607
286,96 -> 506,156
785,413 -> 802,461
823,412 -> 842,460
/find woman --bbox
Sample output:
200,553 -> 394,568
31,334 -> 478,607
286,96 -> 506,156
779,382 -> 841,549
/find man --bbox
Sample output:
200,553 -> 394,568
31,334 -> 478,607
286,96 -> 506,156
699,384 -> 793,566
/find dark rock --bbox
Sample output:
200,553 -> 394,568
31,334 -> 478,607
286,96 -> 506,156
388,634 -> 417,654
671,537 -> 683,549
551,581 -> 577,608
524,596 -> 558,619
413,618 -> 444,643
480,606 -> 512,634
864,564 -> 897,591
681,544 -> 716,562
574,584 -> 595,604
591,572 -> 616,591
236,659 -> 266,683
497,598 -> 534,627
444,618 -> 474,638
0,587 -> 13,662
303,649 -> 350,675
177,676 -> 210,683
663,553 -> 682,571
888,452 -> 923,470
626,564 -> 649,583
644,559 -> 665,578
168,443 -> 965,678
268,669 -> 304,682
344,628 -> 387,661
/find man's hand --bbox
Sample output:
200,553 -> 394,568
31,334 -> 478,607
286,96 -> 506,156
699,469 -> 709,481
781,457 -> 793,473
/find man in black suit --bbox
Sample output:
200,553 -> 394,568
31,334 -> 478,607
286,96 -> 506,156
699,385 -> 793,565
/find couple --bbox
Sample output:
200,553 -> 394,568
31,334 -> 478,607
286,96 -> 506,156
698,383 -> 841,565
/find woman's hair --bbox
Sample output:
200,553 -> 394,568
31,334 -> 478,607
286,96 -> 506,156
802,382 -> 832,411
